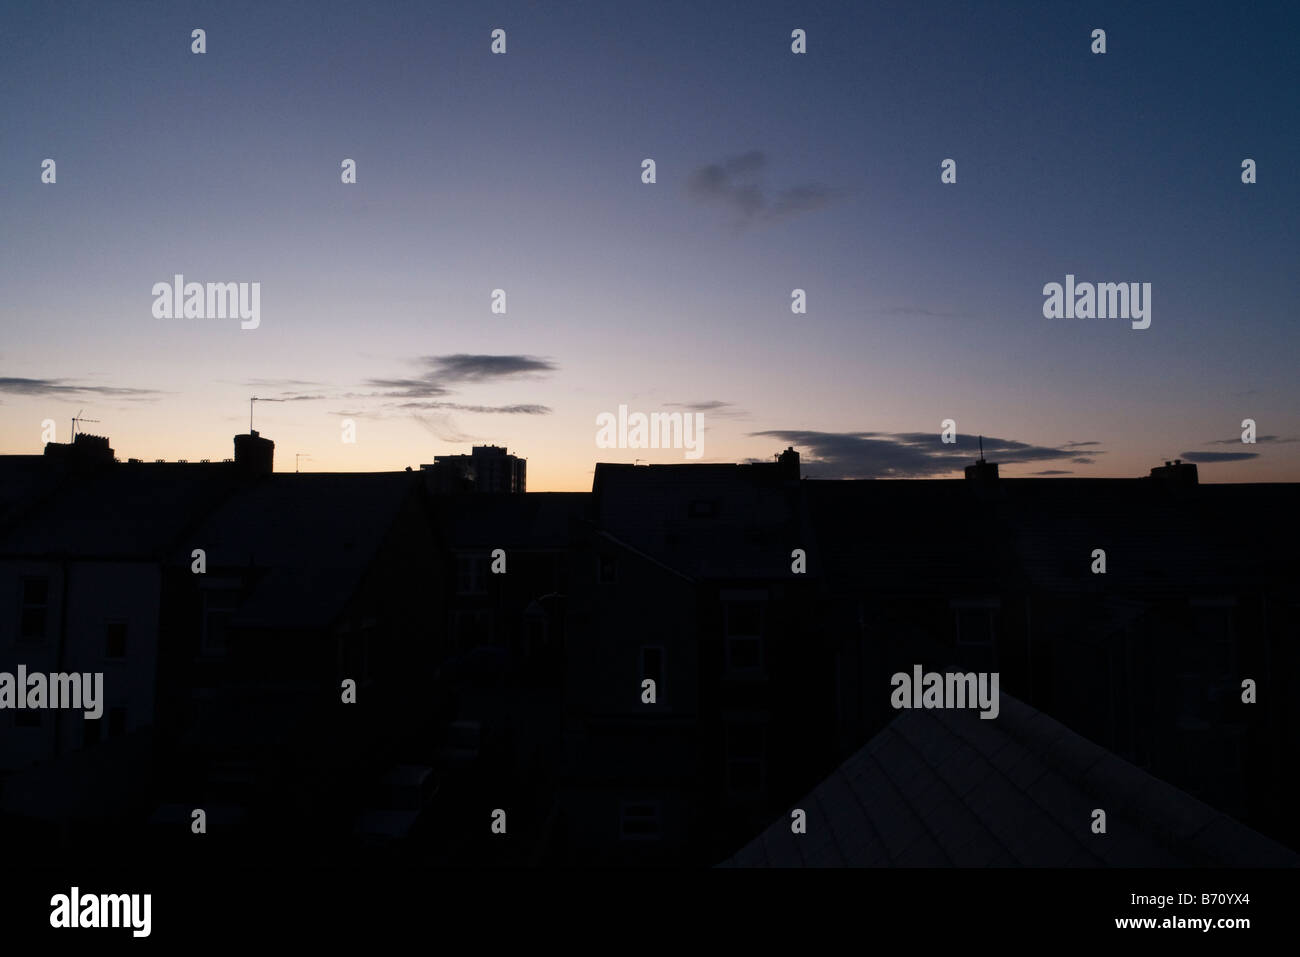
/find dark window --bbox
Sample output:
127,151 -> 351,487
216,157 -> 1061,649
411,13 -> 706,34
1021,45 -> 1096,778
15,709 -> 42,728
956,608 -> 996,647
641,646 -> 664,691
105,620 -> 127,658
109,707 -> 127,737
456,555 -> 488,595
725,601 -> 764,673
689,499 -> 718,518
83,718 -> 101,748
598,554 -> 617,585
202,587 -> 240,656
726,724 -> 766,794
726,602 -> 762,636
620,802 -> 662,840
19,577 -> 49,641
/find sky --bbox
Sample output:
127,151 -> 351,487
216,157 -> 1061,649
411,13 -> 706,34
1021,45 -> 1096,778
1,0 -> 1297,489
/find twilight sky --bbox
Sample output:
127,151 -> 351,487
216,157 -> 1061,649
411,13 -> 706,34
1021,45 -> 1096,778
2,0 -> 1297,489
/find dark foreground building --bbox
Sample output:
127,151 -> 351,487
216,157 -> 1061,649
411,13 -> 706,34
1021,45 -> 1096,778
1,437 -> 1296,866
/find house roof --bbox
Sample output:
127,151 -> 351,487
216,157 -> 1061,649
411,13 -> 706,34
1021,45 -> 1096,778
173,472 -> 422,630
720,692 -> 1298,867
591,462 -> 807,579
435,492 -> 587,549
0,461 -> 241,559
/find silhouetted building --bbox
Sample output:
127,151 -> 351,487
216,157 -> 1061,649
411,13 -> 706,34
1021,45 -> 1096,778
422,445 -> 525,494
43,432 -> 115,468
1149,458 -> 1198,485
2,434 -> 1297,867
233,430 -> 274,477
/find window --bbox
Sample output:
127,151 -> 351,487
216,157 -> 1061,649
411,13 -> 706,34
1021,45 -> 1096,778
201,583 -> 241,656
725,723 -> 766,795
109,707 -> 127,738
15,709 -> 42,728
952,600 -> 1000,671
620,802 -> 662,840
19,576 -> 49,641
953,600 -> 999,647
641,646 -> 664,697
105,620 -> 127,658
724,601 -> 764,674
1188,600 -> 1235,685
689,499 -> 718,518
452,610 -> 493,649
597,554 -> 617,585
83,717 -> 101,749
456,555 -> 489,595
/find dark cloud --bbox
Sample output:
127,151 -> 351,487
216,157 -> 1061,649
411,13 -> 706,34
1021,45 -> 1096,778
365,354 -> 556,400
252,393 -> 330,402
1028,470 -> 1073,475
687,151 -> 837,226
363,377 -> 452,399
748,429 -> 1102,479
419,354 -> 557,383
1070,456 -> 1095,464
1178,451 -> 1260,463
1062,441 -> 1102,448
0,376 -> 161,398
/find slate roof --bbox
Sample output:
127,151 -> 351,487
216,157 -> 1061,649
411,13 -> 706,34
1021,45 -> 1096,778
0,461 -> 241,559
436,492 -> 587,550
591,462 -> 808,579
172,472 -> 422,630
721,692 -> 1299,867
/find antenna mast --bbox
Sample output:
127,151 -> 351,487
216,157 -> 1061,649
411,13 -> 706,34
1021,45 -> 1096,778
71,409 -> 101,440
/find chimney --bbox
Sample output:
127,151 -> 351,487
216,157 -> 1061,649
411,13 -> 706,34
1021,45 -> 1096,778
776,446 -> 800,480
964,435 -> 998,481
44,432 -> 115,469
234,429 -> 274,476
1149,459 -> 1198,486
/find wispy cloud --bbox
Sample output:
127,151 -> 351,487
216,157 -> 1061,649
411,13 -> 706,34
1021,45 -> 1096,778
747,429 -> 1104,479
238,378 -> 323,389
411,412 -> 474,444
1178,450 -> 1260,463
252,393 -> 331,402
666,400 -> 747,418
0,376 -> 161,398
395,401 -> 551,415
1206,434 -> 1297,445
874,306 -> 961,320
364,378 -> 452,399
363,354 -> 557,401
687,151 -> 838,227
